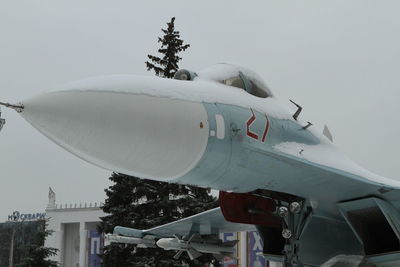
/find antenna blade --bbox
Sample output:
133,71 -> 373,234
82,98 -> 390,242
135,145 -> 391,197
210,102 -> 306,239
323,125 -> 333,142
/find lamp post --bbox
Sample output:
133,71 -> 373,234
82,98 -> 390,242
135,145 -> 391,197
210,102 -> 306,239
9,211 -> 21,267
0,107 -> 5,132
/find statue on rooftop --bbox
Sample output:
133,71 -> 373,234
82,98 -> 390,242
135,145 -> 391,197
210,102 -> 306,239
47,187 -> 56,209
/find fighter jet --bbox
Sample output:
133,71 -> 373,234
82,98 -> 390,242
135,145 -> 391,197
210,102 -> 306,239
2,63 -> 400,266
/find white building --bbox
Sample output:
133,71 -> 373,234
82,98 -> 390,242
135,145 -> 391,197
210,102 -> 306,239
45,188 -> 106,267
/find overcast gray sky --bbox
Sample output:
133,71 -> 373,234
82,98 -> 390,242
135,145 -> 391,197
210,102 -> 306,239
1,1 -> 399,219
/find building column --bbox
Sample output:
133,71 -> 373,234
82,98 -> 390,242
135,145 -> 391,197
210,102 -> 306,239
79,222 -> 87,267
56,224 -> 64,264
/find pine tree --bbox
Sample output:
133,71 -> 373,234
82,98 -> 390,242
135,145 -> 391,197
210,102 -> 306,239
98,173 -> 218,267
16,219 -> 59,267
97,173 -> 138,266
145,17 -> 190,78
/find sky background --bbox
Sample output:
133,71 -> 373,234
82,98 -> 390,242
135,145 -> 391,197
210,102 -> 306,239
0,1 -> 399,219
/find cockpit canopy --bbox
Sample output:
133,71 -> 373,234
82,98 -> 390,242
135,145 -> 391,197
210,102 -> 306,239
174,63 -> 273,98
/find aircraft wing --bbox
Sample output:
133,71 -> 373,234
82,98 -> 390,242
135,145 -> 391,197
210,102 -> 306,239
112,207 -> 254,239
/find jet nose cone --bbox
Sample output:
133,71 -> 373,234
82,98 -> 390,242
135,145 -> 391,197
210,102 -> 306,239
20,80 -> 209,181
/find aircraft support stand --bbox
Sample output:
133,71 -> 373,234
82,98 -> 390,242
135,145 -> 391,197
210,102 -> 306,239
278,200 -> 313,267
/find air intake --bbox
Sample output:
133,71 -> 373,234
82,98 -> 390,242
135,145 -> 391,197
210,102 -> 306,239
338,197 -> 400,264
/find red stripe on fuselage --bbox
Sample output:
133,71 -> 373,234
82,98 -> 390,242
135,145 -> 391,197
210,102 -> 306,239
261,113 -> 270,143
246,109 -> 259,140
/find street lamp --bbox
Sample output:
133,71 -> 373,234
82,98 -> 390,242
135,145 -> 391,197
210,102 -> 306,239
9,211 -> 21,267
0,107 -> 5,132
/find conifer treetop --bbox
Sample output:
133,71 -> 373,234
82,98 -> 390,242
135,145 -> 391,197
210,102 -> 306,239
146,17 -> 190,78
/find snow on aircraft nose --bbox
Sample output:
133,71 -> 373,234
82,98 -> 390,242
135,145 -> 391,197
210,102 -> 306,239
19,76 -> 209,181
